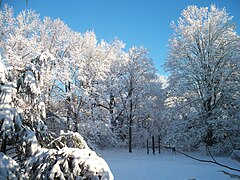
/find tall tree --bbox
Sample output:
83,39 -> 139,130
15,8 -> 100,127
123,47 -> 156,152
164,5 -> 240,154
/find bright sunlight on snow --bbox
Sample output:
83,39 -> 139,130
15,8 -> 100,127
99,149 -> 240,180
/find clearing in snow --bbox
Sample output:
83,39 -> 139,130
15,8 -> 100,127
99,149 -> 240,180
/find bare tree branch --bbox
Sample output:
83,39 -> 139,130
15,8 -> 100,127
174,147 -> 240,172
232,151 -> 240,162
220,170 -> 240,179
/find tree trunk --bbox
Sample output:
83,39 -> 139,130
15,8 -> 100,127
129,120 -> 132,153
109,93 -> 116,127
152,136 -> 155,155
128,100 -> 133,153
128,83 -> 133,153
66,82 -> 73,131
1,137 -> 7,153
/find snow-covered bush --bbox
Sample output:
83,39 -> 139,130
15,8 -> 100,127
0,59 -> 24,155
24,147 -> 113,180
23,130 -> 114,180
162,112 -> 240,154
0,152 -> 22,179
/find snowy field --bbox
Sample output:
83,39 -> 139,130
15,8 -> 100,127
99,149 -> 240,180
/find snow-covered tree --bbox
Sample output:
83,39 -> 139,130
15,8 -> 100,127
1,1 -> 166,165
118,47 -> 157,152
164,5 -> 240,154
0,5 -> 114,179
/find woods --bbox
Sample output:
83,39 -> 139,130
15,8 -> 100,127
0,3 -> 239,179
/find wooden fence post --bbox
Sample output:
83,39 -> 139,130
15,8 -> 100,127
158,135 -> 161,154
152,136 -> 155,155
147,139 -> 149,154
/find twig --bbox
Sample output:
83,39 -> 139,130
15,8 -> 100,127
220,170 -> 240,179
175,148 -> 240,172
206,146 -> 217,163
233,151 -> 240,162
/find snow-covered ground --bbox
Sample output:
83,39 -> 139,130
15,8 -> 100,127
98,149 -> 240,180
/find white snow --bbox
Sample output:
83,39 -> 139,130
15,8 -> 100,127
24,146 -> 114,179
38,101 -> 46,119
99,149 -> 240,180
23,127 -> 42,155
0,82 -> 18,137
23,131 -> 114,180
0,152 -> 21,179
0,57 -> 7,83
24,70 -> 40,94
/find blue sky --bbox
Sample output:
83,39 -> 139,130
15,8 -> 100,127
2,0 -> 240,75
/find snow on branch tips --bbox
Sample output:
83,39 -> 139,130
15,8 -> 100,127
0,152 -> 22,179
23,131 -> 114,180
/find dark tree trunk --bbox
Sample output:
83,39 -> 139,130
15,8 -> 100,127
152,136 -> 155,155
66,82 -> 73,131
203,95 -> 215,146
129,122 -> 132,153
158,135 -> 161,154
1,137 -> 7,153
128,81 -> 133,153
109,93 -> 116,127
147,139 -> 149,154
129,105 -> 133,153
205,127 -> 214,147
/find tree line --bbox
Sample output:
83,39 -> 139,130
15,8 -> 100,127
0,3 -> 239,179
